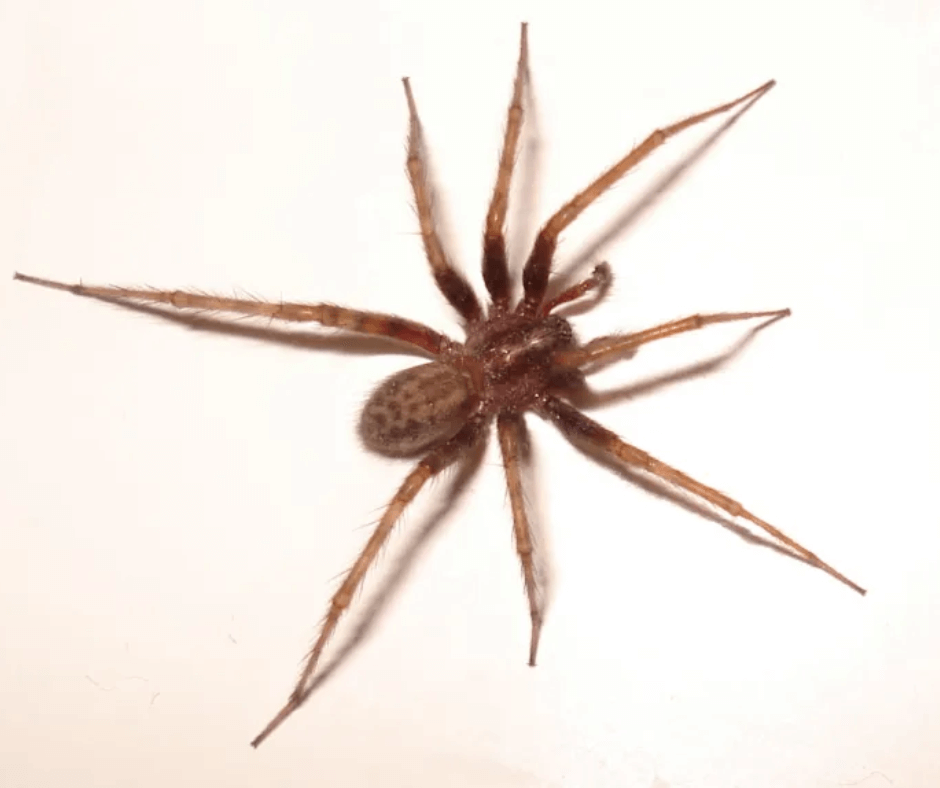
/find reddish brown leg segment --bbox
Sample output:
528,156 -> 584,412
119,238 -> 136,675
555,308 -> 790,368
13,272 -> 452,356
250,416 -> 487,748
520,79 -> 776,314
402,80 -> 482,323
482,23 -> 529,312
497,412 -> 543,666
540,396 -> 865,595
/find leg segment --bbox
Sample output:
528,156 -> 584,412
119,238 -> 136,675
482,23 -> 529,312
250,415 -> 487,748
402,80 -> 483,323
539,396 -> 865,595
540,262 -> 612,316
556,308 -> 789,368
13,272 -> 453,356
497,412 -> 543,666
519,79 -> 776,314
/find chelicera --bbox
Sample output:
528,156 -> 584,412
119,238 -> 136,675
14,24 -> 865,747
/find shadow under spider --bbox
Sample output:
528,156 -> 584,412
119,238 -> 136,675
15,26 -> 856,750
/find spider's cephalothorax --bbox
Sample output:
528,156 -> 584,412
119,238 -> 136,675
463,311 -> 576,402
14,24 -> 865,748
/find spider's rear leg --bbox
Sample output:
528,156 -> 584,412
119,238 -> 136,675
250,415 -> 488,748
13,272 -> 452,356
540,396 -> 866,595
482,23 -> 530,312
497,412 -> 544,666
556,308 -> 789,368
519,79 -> 776,315
402,80 -> 483,324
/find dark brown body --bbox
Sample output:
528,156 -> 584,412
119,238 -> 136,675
360,312 -> 580,457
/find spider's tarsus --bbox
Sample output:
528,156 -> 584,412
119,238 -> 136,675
13,272 -> 76,293
528,624 -> 542,667
751,79 -> 776,97
401,76 -> 415,109
250,697 -> 300,749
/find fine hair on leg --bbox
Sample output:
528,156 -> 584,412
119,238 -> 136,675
250,415 -> 488,748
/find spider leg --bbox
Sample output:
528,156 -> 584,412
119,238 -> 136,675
250,415 -> 487,748
483,23 -> 530,312
540,262 -> 612,316
497,412 -> 543,666
539,395 -> 866,595
556,308 -> 789,368
13,272 -> 452,356
519,79 -> 775,314
401,79 -> 483,324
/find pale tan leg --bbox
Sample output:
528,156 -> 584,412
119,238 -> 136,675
520,79 -> 775,313
497,412 -> 543,666
540,396 -> 865,595
482,23 -> 529,311
401,80 -> 482,323
13,272 -> 452,355
250,416 -> 487,748
556,308 -> 789,368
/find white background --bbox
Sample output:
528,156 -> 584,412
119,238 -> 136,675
1,1 -> 938,786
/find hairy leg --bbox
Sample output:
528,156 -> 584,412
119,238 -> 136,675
401,80 -> 482,323
556,308 -> 789,368
250,415 -> 488,747
13,272 -> 453,356
482,23 -> 529,312
520,79 -> 775,314
497,412 -> 543,666
540,396 -> 865,595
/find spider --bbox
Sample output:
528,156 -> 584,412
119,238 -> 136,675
15,24 -> 864,748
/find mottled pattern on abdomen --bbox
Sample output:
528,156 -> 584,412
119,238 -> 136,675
359,362 -> 473,456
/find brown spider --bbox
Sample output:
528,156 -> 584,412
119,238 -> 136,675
15,24 -> 864,748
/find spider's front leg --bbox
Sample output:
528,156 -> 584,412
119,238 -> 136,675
540,396 -> 866,595
250,415 -> 488,748
13,272 -> 452,356
482,23 -> 530,312
401,80 -> 482,324
519,79 -> 776,315
555,308 -> 790,368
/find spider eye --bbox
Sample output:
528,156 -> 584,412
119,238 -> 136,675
359,362 -> 473,457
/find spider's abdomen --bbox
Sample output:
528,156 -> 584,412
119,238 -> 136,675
359,362 -> 473,457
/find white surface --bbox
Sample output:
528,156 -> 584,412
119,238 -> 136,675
1,1 -> 938,786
